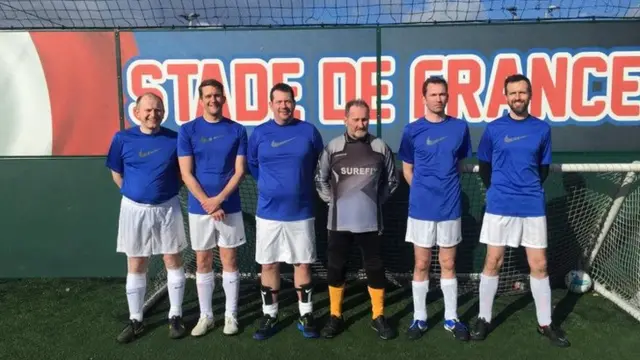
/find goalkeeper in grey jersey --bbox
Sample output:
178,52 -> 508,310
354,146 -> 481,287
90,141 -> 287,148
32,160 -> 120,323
314,98 -> 398,340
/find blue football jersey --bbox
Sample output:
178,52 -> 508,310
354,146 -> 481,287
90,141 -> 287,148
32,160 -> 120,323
398,116 -> 472,221
477,114 -> 552,217
177,117 -> 248,215
106,126 -> 181,205
247,118 -> 324,221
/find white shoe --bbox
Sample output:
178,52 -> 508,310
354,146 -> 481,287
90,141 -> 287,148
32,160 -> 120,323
223,315 -> 239,335
191,315 -> 215,337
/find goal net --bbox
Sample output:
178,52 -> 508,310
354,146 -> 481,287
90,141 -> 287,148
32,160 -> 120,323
143,161 -> 640,321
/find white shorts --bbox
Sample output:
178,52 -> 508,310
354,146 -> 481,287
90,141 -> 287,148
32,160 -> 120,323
479,213 -> 548,249
405,217 -> 462,248
116,196 -> 188,257
255,216 -> 316,265
188,212 -> 246,251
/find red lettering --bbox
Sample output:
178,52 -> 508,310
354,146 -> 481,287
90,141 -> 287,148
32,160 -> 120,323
410,57 -> 444,119
610,53 -> 640,119
319,58 -> 357,124
447,57 -> 483,120
232,61 -> 269,123
529,54 -> 569,120
165,61 -> 199,124
571,55 -> 607,119
486,56 -> 521,119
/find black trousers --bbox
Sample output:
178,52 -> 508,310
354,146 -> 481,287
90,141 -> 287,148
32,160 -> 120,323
327,230 -> 386,289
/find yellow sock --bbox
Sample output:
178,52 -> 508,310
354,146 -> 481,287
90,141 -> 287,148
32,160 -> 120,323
368,286 -> 385,319
329,285 -> 345,317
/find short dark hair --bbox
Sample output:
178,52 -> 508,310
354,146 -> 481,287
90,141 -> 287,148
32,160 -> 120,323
345,98 -> 370,117
422,76 -> 448,96
504,74 -> 532,94
198,79 -> 224,99
270,82 -> 295,102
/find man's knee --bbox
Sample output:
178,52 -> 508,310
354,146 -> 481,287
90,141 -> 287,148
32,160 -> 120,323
127,256 -> 148,273
438,247 -> 457,274
219,247 -> 238,272
196,250 -> 213,272
162,253 -> 182,269
261,263 -> 279,273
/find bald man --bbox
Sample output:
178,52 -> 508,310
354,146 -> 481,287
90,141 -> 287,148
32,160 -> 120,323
106,93 -> 188,344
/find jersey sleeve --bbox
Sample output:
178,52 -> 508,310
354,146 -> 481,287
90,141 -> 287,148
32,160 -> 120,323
539,126 -> 552,165
176,124 -> 193,157
105,132 -> 124,174
397,125 -> 414,164
457,123 -> 473,160
380,142 -> 399,204
237,126 -> 248,156
314,145 -> 332,203
476,126 -> 493,163
247,127 -> 260,179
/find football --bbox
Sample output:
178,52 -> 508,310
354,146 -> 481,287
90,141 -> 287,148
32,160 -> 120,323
565,270 -> 593,294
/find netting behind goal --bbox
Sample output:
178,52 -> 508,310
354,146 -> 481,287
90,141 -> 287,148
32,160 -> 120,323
144,162 -> 640,321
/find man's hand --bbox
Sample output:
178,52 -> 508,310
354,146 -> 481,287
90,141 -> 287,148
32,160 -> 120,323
201,196 -> 223,214
211,208 -> 225,221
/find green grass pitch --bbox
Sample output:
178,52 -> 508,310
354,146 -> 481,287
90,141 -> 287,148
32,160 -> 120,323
1,278 -> 639,360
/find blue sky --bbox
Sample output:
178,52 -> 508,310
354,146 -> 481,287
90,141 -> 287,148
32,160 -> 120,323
0,0 -> 638,28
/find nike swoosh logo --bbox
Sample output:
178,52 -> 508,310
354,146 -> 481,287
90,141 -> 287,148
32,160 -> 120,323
139,148 -> 160,157
271,137 -> 295,147
426,136 -> 446,146
504,135 -> 528,143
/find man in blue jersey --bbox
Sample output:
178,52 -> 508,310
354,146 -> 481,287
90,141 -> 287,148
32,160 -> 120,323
398,76 -> 472,341
315,99 -> 399,340
247,82 -> 324,340
177,79 -> 248,337
470,74 -> 569,347
106,93 -> 188,344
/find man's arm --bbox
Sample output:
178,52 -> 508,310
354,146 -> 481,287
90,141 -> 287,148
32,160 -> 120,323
314,147 -> 332,203
476,127 -> 493,190
478,160 -> 492,189
111,170 -> 123,189
247,130 -> 260,179
402,161 -> 414,186
105,133 -> 124,189
539,126 -> 552,184
178,155 -> 210,204
217,155 -> 246,201
380,143 -> 399,204
397,125 -> 414,186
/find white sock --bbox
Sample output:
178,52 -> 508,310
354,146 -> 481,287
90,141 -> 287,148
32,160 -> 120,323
196,271 -> 215,318
167,267 -> 186,318
263,303 -> 278,318
222,271 -> 240,318
478,274 -> 499,322
126,273 -> 146,321
530,276 -> 553,326
299,301 -> 313,316
441,277 -> 458,321
412,280 -> 429,321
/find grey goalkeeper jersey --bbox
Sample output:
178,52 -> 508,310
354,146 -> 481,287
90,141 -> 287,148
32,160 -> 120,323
315,133 -> 398,233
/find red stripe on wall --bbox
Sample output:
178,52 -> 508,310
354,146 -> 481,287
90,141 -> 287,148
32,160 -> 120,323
30,32 -> 122,156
